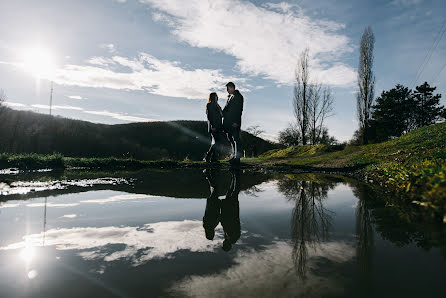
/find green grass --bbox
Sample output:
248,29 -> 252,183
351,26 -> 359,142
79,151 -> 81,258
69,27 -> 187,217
252,122 -> 446,218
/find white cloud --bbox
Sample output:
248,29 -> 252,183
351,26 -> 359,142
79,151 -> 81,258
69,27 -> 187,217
51,53 -> 244,99
26,102 -> 157,123
3,101 -> 26,107
60,214 -> 78,218
141,0 -> 356,87
390,0 -> 422,7
100,43 -> 117,53
67,95 -> 83,100
262,2 -> 300,13
0,220 -> 224,267
169,241 -> 355,297
83,109 -> 157,122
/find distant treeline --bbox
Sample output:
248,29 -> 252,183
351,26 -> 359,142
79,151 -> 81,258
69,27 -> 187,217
0,107 -> 278,160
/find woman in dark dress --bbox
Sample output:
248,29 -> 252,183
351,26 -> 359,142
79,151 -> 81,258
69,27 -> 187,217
204,92 -> 223,163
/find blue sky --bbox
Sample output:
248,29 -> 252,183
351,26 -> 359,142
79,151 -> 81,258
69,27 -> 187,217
0,0 -> 445,141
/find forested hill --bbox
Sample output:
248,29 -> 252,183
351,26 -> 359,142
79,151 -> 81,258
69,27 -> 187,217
0,106 -> 278,160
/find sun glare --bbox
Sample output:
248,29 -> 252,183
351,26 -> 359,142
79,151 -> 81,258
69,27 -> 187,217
19,246 -> 35,263
20,46 -> 56,79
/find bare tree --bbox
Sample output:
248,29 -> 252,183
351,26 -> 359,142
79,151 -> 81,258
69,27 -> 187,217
356,26 -> 375,145
309,85 -> 334,145
293,48 -> 311,145
0,89 -> 6,105
293,49 -> 334,146
245,125 -> 265,137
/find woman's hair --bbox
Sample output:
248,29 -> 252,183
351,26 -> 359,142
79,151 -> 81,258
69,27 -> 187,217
208,92 -> 218,103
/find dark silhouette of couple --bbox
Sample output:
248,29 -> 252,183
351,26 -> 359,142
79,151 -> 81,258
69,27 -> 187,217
204,82 -> 244,165
202,168 -> 241,251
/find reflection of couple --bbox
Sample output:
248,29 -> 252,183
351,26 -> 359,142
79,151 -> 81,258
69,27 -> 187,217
202,169 -> 241,251
204,82 -> 244,165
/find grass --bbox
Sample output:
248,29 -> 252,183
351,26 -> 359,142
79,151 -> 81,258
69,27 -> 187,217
249,122 -> 446,219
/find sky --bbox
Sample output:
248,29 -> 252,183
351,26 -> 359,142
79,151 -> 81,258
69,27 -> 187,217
0,0 -> 445,142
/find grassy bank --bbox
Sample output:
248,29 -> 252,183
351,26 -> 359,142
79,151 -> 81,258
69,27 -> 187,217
0,153 -> 189,171
248,122 -> 446,220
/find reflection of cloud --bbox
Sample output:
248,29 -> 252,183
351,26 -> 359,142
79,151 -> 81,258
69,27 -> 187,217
27,203 -> 80,208
81,194 -> 155,204
1,178 -> 128,196
170,241 -> 355,298
0,220 -> 223,267
0,203 -> 20,208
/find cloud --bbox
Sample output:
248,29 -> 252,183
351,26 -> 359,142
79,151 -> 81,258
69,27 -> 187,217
3,101 -> 26,107
390,0 -> 422,7
141,0 -> 356,87
51,53 -> 245,99
83,109 -> 157,122
67,95 -> 83,100
262,2 -> 300,13
100,43 -> 117,53
169,241 -> 355,297
0,220 -> 224,268
60,214 -> 78,218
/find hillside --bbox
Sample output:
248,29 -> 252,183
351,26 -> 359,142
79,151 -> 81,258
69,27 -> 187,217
0,106 -> 277,160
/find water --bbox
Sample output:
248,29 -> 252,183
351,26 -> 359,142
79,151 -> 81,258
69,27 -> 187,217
0,169 -> 445,298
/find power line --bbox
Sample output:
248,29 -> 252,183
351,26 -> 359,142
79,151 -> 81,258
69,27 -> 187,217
411,18 -> 446,89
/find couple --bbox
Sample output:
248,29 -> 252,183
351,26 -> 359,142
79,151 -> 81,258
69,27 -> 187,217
204,82 -> 244,165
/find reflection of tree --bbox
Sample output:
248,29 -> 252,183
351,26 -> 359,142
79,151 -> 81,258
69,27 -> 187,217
355,197 -> 374,290
243,185 -> 264,197
277,177 -> 335,279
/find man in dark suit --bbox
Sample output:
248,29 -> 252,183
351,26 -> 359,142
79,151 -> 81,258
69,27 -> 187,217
223,82 -> 244,165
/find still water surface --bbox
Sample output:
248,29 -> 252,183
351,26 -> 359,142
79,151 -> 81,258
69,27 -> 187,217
0,169 -> 445,297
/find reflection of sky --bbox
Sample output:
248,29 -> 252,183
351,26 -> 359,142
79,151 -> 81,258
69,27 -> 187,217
1,174 -> 446,297
170,241 -> 355,298
0,220 -> 224,269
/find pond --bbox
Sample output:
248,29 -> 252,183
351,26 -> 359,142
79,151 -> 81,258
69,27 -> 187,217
0,168 -> 445,298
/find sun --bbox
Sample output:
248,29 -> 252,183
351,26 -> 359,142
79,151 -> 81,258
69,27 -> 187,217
20,46 -> 56,79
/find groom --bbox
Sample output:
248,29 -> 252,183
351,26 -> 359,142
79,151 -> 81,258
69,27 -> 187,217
223,82 -> 244,164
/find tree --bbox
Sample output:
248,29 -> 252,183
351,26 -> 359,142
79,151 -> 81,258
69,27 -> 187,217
293,49 -> 334,145
0,89 -> 6,105
293,48 -> 311,145
412,82 -> 444,128
278,123 -> 301,147
245,125 -> 265,137
318,127 -> 339,145
308,86 -> 334,145
372,84 -> 414,141
356,26 -> 375,145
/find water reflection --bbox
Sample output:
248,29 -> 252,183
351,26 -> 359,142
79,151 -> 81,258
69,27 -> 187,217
203,169 -> 241,251
277,175 -> 336,278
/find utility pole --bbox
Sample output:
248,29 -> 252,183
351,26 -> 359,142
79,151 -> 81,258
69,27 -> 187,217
49,81 -> 53,115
